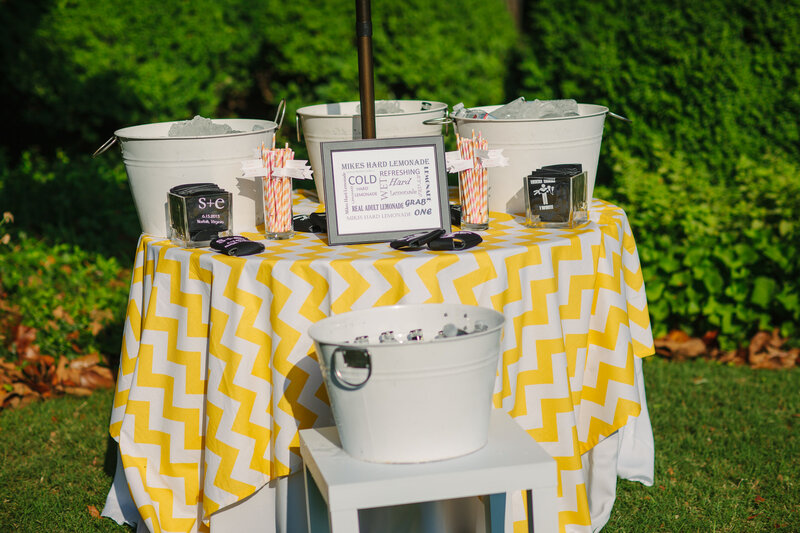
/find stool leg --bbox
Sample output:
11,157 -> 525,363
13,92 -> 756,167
305,466 -> 330,533
529,486 -> 558,533
484,493 -> 506,533
329,509 -> 360,533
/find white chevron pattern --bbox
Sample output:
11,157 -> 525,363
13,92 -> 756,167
108,194 -> 654,533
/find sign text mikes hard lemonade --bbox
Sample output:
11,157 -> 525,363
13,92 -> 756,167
332,146 -> 439,235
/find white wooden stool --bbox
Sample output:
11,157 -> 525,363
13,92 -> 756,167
299,410 -> 558,533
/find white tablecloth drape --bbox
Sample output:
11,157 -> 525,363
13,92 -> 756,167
103,195 -> 654,533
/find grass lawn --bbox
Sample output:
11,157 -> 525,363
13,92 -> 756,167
0,357 -> 797,532
0,388 -> 127,532
610,357 -> 799,531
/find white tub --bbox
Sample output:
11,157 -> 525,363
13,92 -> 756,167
308,303 -> 505,463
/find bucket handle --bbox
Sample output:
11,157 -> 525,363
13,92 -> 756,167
296,113 -> 302,143
94,100 -> 288,157
330,347 -> 372,390
92,136 -> 117,158
274,98 -> 287,131
423,116 -> 453,126
422,115 -> 452,136
431,110 -> 633,128
608,111 -> 632,123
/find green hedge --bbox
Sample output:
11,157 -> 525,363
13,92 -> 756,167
0,150 -> 133,363
0,0 -> 516,154
596,144 -> 800,349
0,0 -> 274,154
263,0 -> 516,109
513,0 -> 800,176
0,150 -> 139,259
0,232 -> 129,362
512,0 -> 800,347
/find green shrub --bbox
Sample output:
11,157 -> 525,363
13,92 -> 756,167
0,0 -> 517,154
0,150 -> 133,362
510,0 -> 800,347
0,150 -> 140,260
0,0 -> 269,153
0,233 -> 129,363
259,0 -> 516,110
602,145 -> 800,349
513,0 -> 800,177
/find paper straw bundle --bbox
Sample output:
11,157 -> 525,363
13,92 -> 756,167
260,137 -> 294,235
477,133 -> 488,222
456,130 -> 489,227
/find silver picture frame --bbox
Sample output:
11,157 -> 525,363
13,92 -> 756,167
320,136 -> 451,245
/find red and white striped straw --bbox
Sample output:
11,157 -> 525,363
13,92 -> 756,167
277,145 -> 293,232
478,133 -> 488,223
264,145 -> 294,234
457,133 -> 475,224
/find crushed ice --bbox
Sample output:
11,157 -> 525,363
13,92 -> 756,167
355,100 -> 404,114
168,115 -> 244,137
452,97 -> 580,120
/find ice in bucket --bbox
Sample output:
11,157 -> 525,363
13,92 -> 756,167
453,97 -> 581,120
359,320 -> 490,344
168,115 -> 242,136
491,98 -> 580,119
167,115 -> 268,136
355,100 -> 404,114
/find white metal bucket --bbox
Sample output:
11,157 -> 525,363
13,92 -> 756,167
307,303 -> 505,463
112,118 -> 277,237
296,100 -> 447,203
454,104 -> 608,216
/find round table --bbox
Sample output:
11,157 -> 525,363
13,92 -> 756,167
103,193 -> 655,533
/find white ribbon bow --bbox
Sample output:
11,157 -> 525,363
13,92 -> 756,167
241,158 -> 313,179
445,151 -> 474,173
445,149 -> 509,173
474,149 -> 509,168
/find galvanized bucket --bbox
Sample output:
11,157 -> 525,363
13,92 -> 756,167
96,117 -> 279,237
296,100 -> 447,204
308,303 -> 505,463
452,104 -> 612,215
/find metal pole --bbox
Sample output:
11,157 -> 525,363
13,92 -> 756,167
355,0 -> 376,139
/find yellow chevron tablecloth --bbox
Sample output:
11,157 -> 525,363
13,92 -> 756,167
107,196 -> 654,533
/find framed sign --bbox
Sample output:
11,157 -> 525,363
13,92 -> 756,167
321,136 -> 451,245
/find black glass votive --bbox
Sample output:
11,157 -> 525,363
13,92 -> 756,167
524,164 -> 589,229
168,183 -> 232,247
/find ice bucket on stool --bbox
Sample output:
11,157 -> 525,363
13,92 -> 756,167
307,303 -> 505,463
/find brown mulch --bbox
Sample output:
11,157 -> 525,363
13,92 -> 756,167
2,322 -> 796,411
0,324 -> 115,411
654,328 -> 799,369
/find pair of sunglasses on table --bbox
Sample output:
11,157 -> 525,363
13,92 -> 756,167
388,203 -> 482,251
293,212 -> 482,252
208,212 -> 482,256
209,229 -> 481,255
389,228 -> 482,251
